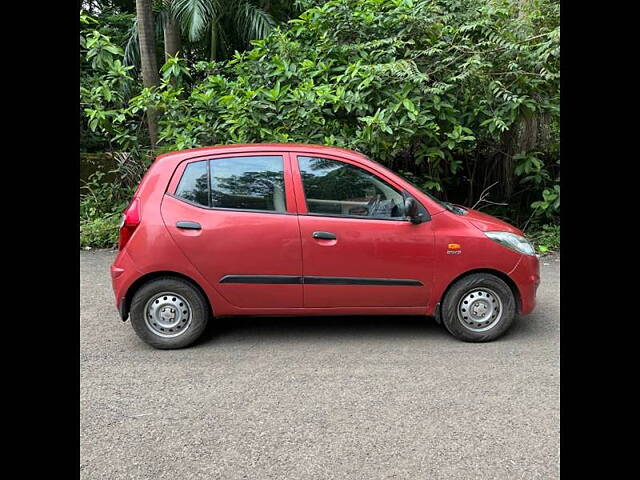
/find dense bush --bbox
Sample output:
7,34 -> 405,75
529,223 -> 560,254
80,9 -> 138,153
81,213 -> 121,248
81,0 -> 560,248
81,12 -> 150,248
80,157 -> 147,249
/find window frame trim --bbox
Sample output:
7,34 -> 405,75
292,153 -> 423,222
168,152 -> 292,214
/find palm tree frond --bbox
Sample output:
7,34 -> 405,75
172,0 -> 220,42
234,1 -> 276,46
123,17 -> 140,73
123,11 -> 163,75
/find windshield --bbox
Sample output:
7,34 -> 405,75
364,157 -> 466,215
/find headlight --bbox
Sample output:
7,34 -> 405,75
484,231 -> 535,256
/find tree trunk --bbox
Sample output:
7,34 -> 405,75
498,0 -> 536,199
210,22 -> 218,61
136,0 -> 160,148
163,8 -> 182,61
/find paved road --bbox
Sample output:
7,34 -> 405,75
80,251 -> 559,479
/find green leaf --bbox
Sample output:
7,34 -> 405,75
402,98 -> 417,114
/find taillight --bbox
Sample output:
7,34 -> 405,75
118,197 -> 140,250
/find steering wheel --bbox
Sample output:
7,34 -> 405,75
366,195 -> 381,216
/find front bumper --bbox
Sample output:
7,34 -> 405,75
509,254 -> 540,316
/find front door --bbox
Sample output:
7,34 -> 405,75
291,154 -> 434,308
161,152 -> 303,309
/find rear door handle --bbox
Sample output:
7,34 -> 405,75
312,231 -> 336,240
176,221 -> 201,230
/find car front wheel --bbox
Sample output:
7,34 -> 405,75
129,277 -> 210,349
440,273 -> 517,342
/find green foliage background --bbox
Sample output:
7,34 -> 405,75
81,0 -> 560,251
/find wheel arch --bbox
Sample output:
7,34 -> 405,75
121,271 -> 213,322
436,268 -> 521,322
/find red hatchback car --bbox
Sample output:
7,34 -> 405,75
111,144 -> 540,349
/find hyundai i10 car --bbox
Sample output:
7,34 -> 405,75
110,144 -> 540,349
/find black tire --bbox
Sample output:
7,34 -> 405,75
440,273 -> 516,342
129,277 -> 210,349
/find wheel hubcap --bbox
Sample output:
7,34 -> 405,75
457,288 -> 502,332
144,292 -> 192,338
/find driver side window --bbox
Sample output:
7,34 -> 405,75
298,156 -> 404,219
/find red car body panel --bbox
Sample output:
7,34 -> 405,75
161,194 -> 304,309
110,143 -> 539,321
289,151 -> 435,308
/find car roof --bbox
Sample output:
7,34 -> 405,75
154,143 -> 369,165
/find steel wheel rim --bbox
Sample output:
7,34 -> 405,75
144,292 -> 193,338
457,287 -> 503,332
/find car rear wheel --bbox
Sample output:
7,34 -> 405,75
129,277 -> 209,349
440,273 -> 516,342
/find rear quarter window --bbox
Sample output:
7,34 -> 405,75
175,160 -> 209,206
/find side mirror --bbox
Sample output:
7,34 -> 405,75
404,197 -> 423,224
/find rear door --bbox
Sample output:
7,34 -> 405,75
161,152 -> 303,309
292,153 -> 435,308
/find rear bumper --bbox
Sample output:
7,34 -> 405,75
117,297 -> 127,321
509,254 -> 540,316
110,249 -> 142,321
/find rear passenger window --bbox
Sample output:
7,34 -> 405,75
210,156 -> 285,212
175,160 -> 209,206
174,156 -> 286,212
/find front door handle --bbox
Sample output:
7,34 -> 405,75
176,221 -> 201,230
312,231 -> 336,240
